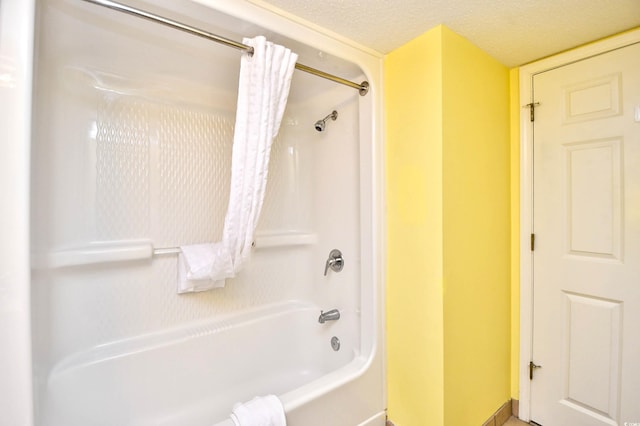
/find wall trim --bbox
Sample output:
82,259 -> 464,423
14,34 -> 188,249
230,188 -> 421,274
518,27 -> 640,422
482,399 -> 516,426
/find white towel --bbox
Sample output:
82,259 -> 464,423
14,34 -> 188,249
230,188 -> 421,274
230,395 -> 286,426
178,36 -> 297,293
177,243 -> 232,292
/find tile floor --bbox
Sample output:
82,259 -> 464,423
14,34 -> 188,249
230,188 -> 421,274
504,416 -> 529,425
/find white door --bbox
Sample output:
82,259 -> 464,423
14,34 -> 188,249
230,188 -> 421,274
531,42 -> 640,425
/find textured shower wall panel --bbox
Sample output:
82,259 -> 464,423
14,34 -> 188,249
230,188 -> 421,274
157,105 -> 233,246
94,94 -> 313,245
96,96 -> 151,240
95,95 -> 234,245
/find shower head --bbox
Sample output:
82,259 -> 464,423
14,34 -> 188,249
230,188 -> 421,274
314,110 -> 338,132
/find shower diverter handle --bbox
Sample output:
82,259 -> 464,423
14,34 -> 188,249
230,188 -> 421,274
324,249 -> 344,276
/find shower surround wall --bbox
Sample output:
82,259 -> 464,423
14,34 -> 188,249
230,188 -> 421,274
21,0 -> 385,425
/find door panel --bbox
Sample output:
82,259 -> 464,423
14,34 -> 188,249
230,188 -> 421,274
531,42 -> 640,426
562,292 -> 622,418
565,138 -> 622,259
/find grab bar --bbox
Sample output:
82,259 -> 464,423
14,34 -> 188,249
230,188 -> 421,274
32,233 -> 318,269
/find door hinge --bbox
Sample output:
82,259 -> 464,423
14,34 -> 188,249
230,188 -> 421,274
531,233 -> 535,251
529,361 -> 542,380
524,102 -> 540,122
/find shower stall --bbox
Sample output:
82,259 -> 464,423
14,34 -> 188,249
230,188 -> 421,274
0,0 -> 385,425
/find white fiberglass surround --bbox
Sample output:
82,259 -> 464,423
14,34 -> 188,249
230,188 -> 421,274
0,0 -> 36,424
11,0 -> 386,425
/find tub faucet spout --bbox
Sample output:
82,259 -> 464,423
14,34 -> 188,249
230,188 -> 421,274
318,309 -> 340,323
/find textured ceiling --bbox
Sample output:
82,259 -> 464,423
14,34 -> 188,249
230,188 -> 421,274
248,0 -> 640,67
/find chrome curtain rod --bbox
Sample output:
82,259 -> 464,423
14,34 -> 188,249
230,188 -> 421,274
80,0 -> 370,96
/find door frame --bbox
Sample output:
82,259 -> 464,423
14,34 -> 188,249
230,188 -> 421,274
518,27 -> 640,422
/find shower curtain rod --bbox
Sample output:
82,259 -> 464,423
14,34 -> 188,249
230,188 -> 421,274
80,0 -> 370,96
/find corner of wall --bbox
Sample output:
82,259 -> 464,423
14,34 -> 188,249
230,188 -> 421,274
384,25 -> 445,426
385,24 -> 514,426
440,26 -> 511,425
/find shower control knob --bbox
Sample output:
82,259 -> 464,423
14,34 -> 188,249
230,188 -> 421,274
324,249 -> 344,276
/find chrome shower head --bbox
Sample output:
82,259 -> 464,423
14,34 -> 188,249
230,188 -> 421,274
314,110 -> 338,132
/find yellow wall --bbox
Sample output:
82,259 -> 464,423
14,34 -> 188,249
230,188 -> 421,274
385,25 -> 512,425
440,27 -> 511,425
385,27 -> 445,426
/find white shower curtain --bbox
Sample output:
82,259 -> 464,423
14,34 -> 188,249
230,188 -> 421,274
178,36 -> 298,293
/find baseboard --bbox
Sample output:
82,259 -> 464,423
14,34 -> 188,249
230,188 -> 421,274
387,399 -> 520,426
482,399 -> 517,426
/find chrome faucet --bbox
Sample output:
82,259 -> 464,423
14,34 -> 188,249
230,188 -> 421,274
318,309 -> 340,323
324,249 -> 344,276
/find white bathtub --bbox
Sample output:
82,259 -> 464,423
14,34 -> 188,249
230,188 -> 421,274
2,0 -> 385,424
42,301 -> 365,425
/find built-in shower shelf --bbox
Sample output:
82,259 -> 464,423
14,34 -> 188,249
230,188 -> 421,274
32,232 -> 318,269
32,240 -> 153,269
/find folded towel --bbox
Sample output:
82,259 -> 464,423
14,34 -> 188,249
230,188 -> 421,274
177,243 -> 233,293
230,395 -> 286,426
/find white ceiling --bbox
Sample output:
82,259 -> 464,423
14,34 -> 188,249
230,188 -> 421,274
247,0 -> 640,67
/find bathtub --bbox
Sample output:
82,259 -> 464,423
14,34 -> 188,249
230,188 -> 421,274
42,301 -> 363,425
2,0 -> 385,424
